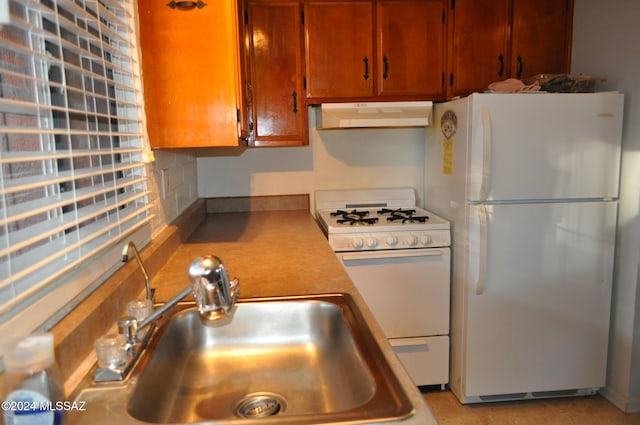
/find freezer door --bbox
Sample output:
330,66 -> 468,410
458,201 -> 616,398
466,92 -> 624,202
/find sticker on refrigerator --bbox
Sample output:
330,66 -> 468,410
440,110 -> 457,174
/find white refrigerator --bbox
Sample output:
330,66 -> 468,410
424,92 -> 624,403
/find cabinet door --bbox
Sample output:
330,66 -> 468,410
304,1 -> 374,99
448,0 -> 511,98
138,0 -> 241,148
377,0 -> 446,98
246,1 -> 307,146
510,0 -> 573,79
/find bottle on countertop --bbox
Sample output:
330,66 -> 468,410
2,333 -> 66,425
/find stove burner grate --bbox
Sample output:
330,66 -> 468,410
378,208 -> 429,224
331,209 -> 379,226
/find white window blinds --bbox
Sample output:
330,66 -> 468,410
0,0 -> 151,324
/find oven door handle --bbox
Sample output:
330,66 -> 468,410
340,250 -> 444,261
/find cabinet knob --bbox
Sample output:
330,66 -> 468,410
498,54 -> 504,78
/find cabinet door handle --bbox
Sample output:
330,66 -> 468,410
382,56 -> 389,79
516,55 -> 523,78
498,54 -> 504,77
167,0 -> 207,9
363,56 -> 369,80
292,90 -> 298,114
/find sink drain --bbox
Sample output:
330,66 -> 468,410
234,392 -> 287,418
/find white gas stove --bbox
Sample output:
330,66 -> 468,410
315,188 -> 450,252
315,188 -> 451,388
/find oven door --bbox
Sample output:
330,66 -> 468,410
336,248 -> 450,339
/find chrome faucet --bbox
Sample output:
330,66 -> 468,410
121,241 -> 154,301
96,255 -> 239,382
119,255 -> 239,345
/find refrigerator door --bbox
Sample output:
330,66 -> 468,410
466,92 -> 623,202
457,200 -> 616,399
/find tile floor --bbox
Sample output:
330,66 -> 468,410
423,390 -> 640,425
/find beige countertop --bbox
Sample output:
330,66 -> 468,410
152,211 -> 356,301
148,210 -> 438,425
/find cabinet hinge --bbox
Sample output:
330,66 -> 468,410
236,108 -> 241,123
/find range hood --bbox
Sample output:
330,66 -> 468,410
316,101 -> 433,129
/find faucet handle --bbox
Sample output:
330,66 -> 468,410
189,256 -> 239,321
229,277 -> 240,305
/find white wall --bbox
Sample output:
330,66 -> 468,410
572,0 -> 640,412
196,108 -> 426,209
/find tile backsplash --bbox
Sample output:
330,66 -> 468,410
147,149 -> 199,236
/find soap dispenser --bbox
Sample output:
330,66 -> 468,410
2,333 -> 66,425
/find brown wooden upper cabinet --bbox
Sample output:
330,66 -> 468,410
376,0 -> 447,98
510,0 -> 573,80
137,0 -> 245,148
448,0 -> 573,98
304,1 -> 374,99
137,0 -> 574,148
304,0 -> 447,102
242,1 -> 308,146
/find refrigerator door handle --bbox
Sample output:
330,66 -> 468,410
479,106 -> 492,202
475,204 -> 488,295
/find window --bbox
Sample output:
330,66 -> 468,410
0,0 -> 150,348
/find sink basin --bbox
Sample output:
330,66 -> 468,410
71,294 -> 414,424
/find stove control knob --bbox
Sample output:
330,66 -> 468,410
407,235 -> 418,246
385,235 -> 398,247
366,237 -> 378,248
352,238 -> 364,249
420,235 -> 432,245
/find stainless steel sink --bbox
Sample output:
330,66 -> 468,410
70,294 -> 414,424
